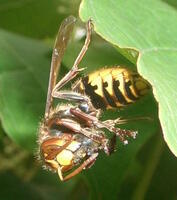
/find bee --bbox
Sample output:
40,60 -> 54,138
38,16 -> 149,181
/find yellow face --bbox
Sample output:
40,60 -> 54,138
41,137 -> 82,174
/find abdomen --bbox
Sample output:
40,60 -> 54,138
72,67 -> 151,110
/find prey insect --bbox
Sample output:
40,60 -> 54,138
38,16 -> 149,181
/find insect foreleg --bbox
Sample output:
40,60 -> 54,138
58,152 -> 98,181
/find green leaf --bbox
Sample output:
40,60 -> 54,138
0,30 -> 50,151
0,0 -> 79,39
117,133 -> 177,200
0,170 -> 77,200
79,0 -> 177,157
139,50 -> 177,157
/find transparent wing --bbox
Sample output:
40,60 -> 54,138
45,16 -> 76,117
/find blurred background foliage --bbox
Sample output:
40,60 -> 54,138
0,0 -> 176,200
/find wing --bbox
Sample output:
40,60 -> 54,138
45,16 -> 76,118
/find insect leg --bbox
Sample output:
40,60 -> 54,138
52,90 -> 89,103
52,19 -> 92,94
107,134 -> 117,155
50,118 -> 108,146
52,90 -> 98,115
101,119 -> 138,143
110,116 -> 153,124
58,153 -> 98,181
70,108 -> 137,144
53,117 -> 111,156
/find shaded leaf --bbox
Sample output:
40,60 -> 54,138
0,30 -> 50,151
0,0 -> 79,39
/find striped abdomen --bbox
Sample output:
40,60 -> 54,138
72,67 -> 151,110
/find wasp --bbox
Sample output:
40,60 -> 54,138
38,16 -> 150,181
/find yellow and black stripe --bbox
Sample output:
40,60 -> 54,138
73,67 -> 151,110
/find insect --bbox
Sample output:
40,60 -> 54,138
38,16 -> 150,181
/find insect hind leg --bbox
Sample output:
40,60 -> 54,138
69,108 -> 137,145
102,118 -> 137,143
52,90 -> 89,102
52,19 -> 92,94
